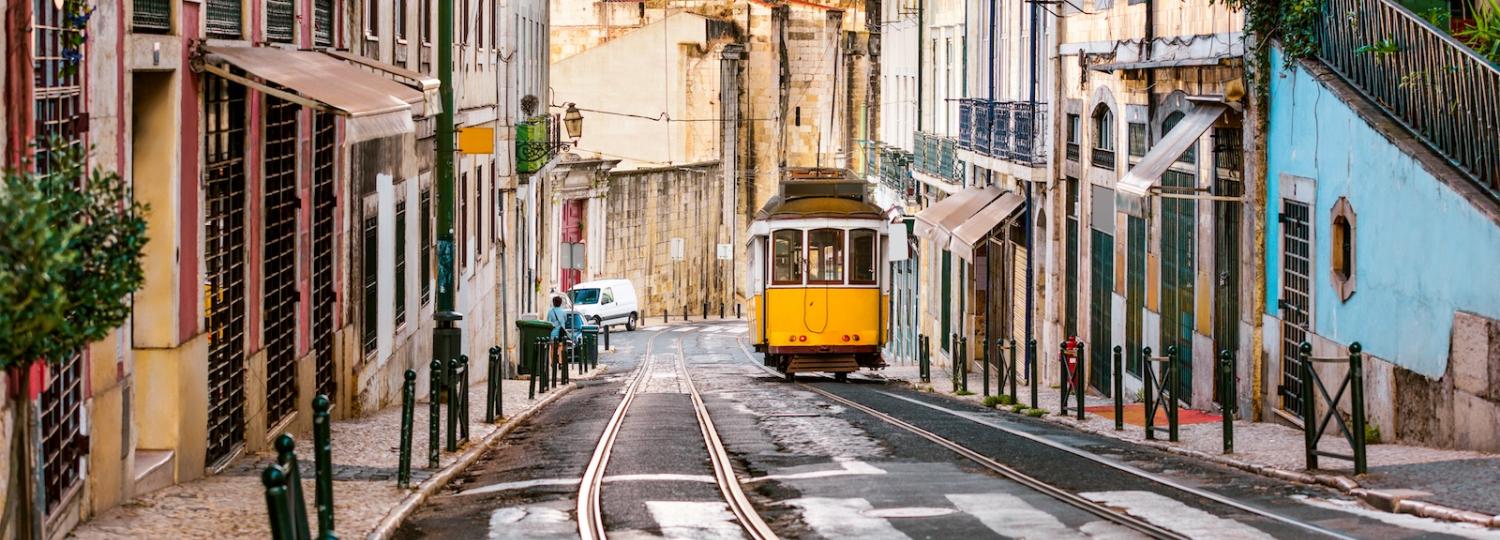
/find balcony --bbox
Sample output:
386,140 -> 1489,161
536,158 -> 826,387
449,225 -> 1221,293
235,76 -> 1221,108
133,0 -> 171,32
516,115 -> 559,174
958,99 -> 973,149
1091,148 -> 1116,170
1318,0 -> 1500,197
914,131 -> 961,182
873,143 -> 915,197
960,100 -> 1048,167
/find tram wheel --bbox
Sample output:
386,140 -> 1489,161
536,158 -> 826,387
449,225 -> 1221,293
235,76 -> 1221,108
785,371 -> 795,383
835,372 -> 848,382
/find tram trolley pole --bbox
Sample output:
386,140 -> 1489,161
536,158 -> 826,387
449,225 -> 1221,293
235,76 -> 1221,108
398,370 -> 416,487
1298,341 -> 1368,474
1220,349 -> 1235,454
1142,346 -> 1180,442
1113,346 -> 1124,431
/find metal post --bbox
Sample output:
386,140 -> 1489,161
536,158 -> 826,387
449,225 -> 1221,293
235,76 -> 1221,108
1028,340 -> 1038,408
1076,343 -> 1086,420
528,339 -> 539,400
274,435 -> 312,540
429,359 -> 441,467
432,0 -> 462,394
663,309 -> 668,324
919,335 -> 930,383
1349,342 -> 1367,474
486,347 -> 500,423
399,370 -> 416,487
960,335 -> 970,393
1300,341 -> 1317,470
561,341 -> 571,384
719,302 -> 725,319
1220,349 -> 1234,454
312,396 -> 336,538
1008,339 -> 1017,400
262,466 -> 298,540
950,332 -> 959,390
1059,341 -> 1068,415
1113,346 -> 1123,431
736,303 -> 741,319
982,334 -> 991,397
703,301 -> 708,320
460,355 -> 471,441
1167,345 -> 1179,442
603,323 -> 611,351
1143,346 -> 1156,440
684,303 -> 688,321
447,358 -> 459,451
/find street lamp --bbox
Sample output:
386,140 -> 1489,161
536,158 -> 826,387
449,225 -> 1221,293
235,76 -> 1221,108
564,103 -> 584,140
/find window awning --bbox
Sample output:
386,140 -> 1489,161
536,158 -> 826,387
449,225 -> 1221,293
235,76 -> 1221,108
1089,55 -> 1236,72
203,46 -> 421,144
913,186 -> 1004,249
322,50 -> 441,118
1116,102 -> 1227,214
950,191 -> 1026,262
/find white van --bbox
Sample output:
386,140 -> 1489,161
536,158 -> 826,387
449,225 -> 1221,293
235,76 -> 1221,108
568,279 -> 641,331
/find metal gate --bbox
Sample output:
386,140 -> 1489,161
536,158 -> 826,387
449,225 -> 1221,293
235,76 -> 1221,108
1161,170 -> 1195,401
34,0 -> 87,513
1126,216 -> 1146,377
1089,229 -> 1114,396
1280,199 -> 1313,417
1213,127 -> 1243,405
204,75 -> 248,465
312,112 -> 337,400
263,96 -> 300,426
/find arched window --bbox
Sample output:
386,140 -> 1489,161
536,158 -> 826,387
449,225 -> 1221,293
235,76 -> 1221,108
1092,105 -> 1116,169
808,229 -> 846,284
1331,198 -> 1357,301
772,229 -> 804,285
1162,111 -> 1197,164
850,229 -> 878,284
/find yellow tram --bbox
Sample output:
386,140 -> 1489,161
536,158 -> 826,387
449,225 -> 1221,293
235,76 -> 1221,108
746,169 -> 900,380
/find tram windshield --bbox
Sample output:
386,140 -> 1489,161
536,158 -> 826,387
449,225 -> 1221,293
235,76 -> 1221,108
772,229 -> 803,284
808,229 -> 844,284
850,228 -> 877,284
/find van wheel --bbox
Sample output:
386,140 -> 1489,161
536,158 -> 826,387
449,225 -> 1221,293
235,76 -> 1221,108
625,313 -> 638,331
835,372 -> 848,382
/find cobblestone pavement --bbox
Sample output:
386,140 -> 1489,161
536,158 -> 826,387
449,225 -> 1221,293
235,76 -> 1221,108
70,362 -> 608,540
877,360 -> 1500,520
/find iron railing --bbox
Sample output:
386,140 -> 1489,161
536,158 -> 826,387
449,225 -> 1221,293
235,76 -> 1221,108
960,100 -> 1049,166
973,100 -> 993,152
958,99 -> 974,149
877,144 -> 914,196
1318,0 -> 1500,197
132,0 -> 171,32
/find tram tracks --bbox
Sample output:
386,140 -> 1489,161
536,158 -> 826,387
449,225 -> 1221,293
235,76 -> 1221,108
577,330 -> 778,540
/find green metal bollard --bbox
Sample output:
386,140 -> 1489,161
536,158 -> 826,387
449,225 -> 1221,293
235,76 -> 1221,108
1167,345 -> 1180,442
959,335 -> 969,394
1299,341 -> 1317,470
1008,339 -> 1018,401
262,465 -> 299,540
312,395 -> 337,539
528,339 -> 540,399
982,335 -> 991,398
486,347 -> 500,423
447,358 -> 460,451
429,359 -> 441,467
274,434 -> 312,540
1075,343 -> 1086,420
1144,346 -> 1157,440
399,370 -> 416,487
1059,341 -> 1069,416
1220,349 -> 1235,454
1350,342 -> 1368,474
562,342 -> 572,385
1113,346 -> 1124,431
460,355 -> 471,442
1028,340 -> 1039,409
918,335 -> 930,383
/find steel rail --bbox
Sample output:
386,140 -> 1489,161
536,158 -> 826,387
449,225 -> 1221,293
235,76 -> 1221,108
676,334 -> 780,540
577,330 -> 663,540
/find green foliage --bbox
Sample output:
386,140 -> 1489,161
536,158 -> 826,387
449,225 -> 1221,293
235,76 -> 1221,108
1365,423 -> 1383,444
1356,38 -> 1405,57
998,394 -> 1017,406
1420,6 -> 1452,29
0,141 -> 149,370
982,395 -> 1003,408
1010,403 -> 1028,413
1024,408 -> 1047,418
1457,0 -> 1500,65
954,389 -> 974,396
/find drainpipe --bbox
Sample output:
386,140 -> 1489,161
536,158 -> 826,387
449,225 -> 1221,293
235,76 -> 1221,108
916,0 -> 925,135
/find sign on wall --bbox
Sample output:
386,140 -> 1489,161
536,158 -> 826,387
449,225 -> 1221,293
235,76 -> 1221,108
671,238 -> 685,261
716,243 -> 732,260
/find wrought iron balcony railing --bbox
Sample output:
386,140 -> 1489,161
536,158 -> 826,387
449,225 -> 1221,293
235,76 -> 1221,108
133,0 -> 171,32
1318,0 -> 1500,197
958,100 -> 973,149
913,131 -> 961,182
960,100 -> 1049,167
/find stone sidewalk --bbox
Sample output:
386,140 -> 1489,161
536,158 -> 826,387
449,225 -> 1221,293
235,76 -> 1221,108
70,361 -> 608,539
877,361 -> 1500,528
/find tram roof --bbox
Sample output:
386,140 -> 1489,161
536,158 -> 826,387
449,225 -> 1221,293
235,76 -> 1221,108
755,195 -> 886,220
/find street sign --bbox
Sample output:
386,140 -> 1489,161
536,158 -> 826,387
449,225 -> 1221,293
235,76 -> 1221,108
716,243 -> 732,260
670,238 -> 685,261
458,127 -> 495,154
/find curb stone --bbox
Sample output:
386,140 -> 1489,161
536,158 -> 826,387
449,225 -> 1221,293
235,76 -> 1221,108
365,366 -> 608,540
890,379 -> 1500,529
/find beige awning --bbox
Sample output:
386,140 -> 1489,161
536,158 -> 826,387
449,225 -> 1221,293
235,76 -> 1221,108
203,46 -> 421,143
322,50 -> 440,118
912,186 -> 1004,249
1116,102 -> 1226,215
950,191 -> 1026,262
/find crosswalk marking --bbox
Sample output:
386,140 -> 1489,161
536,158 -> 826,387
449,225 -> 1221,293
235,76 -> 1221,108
947,493 -> 1085,539
487,505 -> 575,540
645,501 -> 747,540
784,498 -> 911,540
673,326 -> 699,332
1080,491 -> 1276,540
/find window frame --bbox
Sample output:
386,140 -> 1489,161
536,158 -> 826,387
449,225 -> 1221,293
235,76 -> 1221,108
771,229 -> 805,286
806,228 -> 847,285
849,228 -> 878,285
364,0 -> 379,39
1330,197 -> 1357,301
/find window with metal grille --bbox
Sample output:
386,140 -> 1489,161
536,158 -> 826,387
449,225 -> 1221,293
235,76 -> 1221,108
267,0 -> 294,43
263,95 -> 300,425
1089,228 -> 1114,397
476,164 -> 485,259
203,74 -> 248,465
459,171 -> 468,275
491,158 -> 499,247
1160,170 -> 1196,400
1065,114 -> 1080,162
1212,126 -> 1243,405
206,0 -> 242,38
396,197 -> 408,328
364,213 -> 379,354
1128,122 -> 1148,158
133,0 -> 172,32
1162,112 -> 1197,164
315,0 -> 335,46
40,351 -> 85,513
313,112 -> 337,399
1126,216 -> 1145,376
1280,199 -> 1312,417
421,187 -> 432,305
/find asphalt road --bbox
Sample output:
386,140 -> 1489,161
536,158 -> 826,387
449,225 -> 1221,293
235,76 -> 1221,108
393,321 -> 1500,539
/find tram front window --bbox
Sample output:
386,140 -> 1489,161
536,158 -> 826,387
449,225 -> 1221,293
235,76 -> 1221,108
772,229 -> 804,284
850,228 -> 877,284
808,228 -> 844,284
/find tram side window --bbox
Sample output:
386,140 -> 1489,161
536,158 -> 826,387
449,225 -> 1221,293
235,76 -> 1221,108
808,228 -> 845,284
772,229 -> 804,285
850,228 -> 877,284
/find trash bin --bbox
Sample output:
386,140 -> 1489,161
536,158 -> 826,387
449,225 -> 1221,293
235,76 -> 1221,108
516,319 -> 554,375
435,311 -> 464,391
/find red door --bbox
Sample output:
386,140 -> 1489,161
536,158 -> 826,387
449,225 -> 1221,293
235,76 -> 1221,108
561,199 -> 585,292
